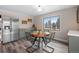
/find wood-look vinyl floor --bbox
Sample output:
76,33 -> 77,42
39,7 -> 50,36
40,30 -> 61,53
0,39 -> 68,53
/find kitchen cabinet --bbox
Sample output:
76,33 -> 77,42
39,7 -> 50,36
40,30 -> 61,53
68,30 -> 79,53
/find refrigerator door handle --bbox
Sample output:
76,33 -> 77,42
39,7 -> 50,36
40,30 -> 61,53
10,27 -> 12,32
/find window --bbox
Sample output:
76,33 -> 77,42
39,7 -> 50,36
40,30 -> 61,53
43,16 -> 60,31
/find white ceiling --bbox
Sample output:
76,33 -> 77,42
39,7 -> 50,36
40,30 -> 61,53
0,5 -> 77,16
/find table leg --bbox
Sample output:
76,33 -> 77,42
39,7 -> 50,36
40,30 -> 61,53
37,37 -> 44,53
38,37 -> 40,48
32,37 -> 37,45
42,37 -> 47,46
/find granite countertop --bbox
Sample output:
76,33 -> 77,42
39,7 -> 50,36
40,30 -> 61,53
68,30 -> 79,37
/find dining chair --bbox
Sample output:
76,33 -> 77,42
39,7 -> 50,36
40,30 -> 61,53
25,32 -> 35,43
25,32 -> 38,53
25,32 -> 31,40
43,32 -> 55,53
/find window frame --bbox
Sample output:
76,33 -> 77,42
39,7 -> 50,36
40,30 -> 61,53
43,16 -> 60,31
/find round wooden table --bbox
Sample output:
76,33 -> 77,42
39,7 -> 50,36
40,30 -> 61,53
31,31 -> 50,52
31,32 -> 49,37
26,31 -> 54,53
31,31 -> 49,42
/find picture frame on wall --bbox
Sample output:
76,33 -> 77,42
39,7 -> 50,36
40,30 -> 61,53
77,6 -> 79,23
22,20 -> 27,24
28,18 -> 32,22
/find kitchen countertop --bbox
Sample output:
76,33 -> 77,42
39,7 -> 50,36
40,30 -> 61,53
68,30 -> 79,37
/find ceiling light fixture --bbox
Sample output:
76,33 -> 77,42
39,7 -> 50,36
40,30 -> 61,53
38,5 -> 42,12
35,5 -> 42,12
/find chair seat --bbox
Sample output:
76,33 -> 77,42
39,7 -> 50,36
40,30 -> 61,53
43,46 -> 54,53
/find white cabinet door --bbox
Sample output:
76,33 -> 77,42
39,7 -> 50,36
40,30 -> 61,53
69,36 -> 79,53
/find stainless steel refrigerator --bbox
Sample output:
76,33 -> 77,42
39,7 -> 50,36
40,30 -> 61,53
11,18 -> 19,42
2,16 -> 19,43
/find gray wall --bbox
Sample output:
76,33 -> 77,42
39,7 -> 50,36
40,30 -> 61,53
33,7 -> 79,41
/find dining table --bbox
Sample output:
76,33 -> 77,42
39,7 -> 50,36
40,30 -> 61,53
31,31 -> 50,43
26,30 -> 50,53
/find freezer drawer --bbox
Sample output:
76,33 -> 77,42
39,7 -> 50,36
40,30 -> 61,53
3,33 -> 11,43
